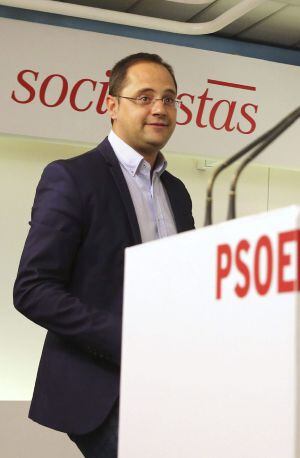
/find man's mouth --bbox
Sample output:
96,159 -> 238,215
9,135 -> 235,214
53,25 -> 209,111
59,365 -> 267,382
146,123 -> 168,127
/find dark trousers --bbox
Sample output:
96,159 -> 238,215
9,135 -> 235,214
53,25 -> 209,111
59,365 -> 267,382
68,400 -> 119,458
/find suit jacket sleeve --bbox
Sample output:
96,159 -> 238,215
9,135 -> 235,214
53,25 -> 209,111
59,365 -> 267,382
13,161 -> 121,366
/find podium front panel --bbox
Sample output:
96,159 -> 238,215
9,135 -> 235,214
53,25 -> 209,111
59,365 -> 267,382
118,206 -> 300,458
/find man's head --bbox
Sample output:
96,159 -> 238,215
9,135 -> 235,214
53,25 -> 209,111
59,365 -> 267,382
108,53 -> 177,96
106,53 -> 178,163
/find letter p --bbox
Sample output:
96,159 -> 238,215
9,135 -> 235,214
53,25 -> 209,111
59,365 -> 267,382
216,244 -> 232,299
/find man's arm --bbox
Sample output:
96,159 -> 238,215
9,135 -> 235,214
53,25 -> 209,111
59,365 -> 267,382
14,161 -> 121,365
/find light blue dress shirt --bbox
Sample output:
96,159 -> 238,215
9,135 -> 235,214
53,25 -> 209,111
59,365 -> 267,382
108,130 -> 177,243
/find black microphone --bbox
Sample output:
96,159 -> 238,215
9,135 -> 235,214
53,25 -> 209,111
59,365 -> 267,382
204,106 -> 300,226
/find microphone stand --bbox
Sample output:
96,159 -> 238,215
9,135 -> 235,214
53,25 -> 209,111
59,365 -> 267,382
227,106 -> 300,220
204,106 -> 300,226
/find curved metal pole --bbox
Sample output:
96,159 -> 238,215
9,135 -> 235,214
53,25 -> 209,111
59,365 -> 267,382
204,123 -> 281,226
227,106 -> 300,220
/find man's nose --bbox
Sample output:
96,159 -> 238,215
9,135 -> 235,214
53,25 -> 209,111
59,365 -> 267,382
151,99 -> 167,114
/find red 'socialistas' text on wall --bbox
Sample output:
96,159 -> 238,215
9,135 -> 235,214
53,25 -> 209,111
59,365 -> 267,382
10,68 -> 258,135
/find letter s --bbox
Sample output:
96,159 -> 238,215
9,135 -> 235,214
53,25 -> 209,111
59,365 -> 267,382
235,240 -> 250,298
11,69 -> 39,104
176,93 -> 194,126
237,103 -> 258,134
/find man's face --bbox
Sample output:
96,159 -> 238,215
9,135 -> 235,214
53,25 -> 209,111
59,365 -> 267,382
106,61 -> 177,157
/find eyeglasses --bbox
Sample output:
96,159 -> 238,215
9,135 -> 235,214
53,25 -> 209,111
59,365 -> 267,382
115,95 -> 181,108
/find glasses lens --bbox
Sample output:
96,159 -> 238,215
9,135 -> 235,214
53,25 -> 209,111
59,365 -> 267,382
137,96 -> 152,105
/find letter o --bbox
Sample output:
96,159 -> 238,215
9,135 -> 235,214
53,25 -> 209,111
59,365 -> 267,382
254,235 -> 273,295
39,74 -> 68,107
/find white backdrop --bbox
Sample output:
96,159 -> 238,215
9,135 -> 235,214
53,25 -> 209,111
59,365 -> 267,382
1,17 -> 300,168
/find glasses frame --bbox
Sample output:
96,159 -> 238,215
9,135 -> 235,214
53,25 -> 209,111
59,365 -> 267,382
115,95 -> 181,108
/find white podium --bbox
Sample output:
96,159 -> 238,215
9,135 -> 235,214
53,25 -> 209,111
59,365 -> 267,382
118,206 -> 300,458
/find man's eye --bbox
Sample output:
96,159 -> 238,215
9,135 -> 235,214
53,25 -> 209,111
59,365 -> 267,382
163,97 -> 175,105
138,96 -> 151,103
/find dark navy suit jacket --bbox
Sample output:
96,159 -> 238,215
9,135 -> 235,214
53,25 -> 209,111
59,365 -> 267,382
14,138 -> 195,435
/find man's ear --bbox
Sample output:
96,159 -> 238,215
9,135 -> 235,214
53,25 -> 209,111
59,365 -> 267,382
106,95 -> 118,122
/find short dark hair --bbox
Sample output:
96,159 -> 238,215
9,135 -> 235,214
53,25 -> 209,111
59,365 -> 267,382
109,52 -> 177,96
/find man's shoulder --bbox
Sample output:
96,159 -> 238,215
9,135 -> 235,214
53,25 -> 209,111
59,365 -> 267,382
57,137 -> 113,168
43,137 -> 116,178
36,137 -> 119,198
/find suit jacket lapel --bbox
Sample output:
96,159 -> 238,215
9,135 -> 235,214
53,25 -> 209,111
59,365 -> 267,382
100,139 -> 142,245
161,172 -> 186,233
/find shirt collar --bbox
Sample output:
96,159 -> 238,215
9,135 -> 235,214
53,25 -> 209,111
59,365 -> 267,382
108,130 -> 167,177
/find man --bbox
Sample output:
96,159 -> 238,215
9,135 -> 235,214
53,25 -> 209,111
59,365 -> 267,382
14,53 -> 195,457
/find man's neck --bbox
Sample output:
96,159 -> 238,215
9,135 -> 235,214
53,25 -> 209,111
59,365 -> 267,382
111,129 -> 159,168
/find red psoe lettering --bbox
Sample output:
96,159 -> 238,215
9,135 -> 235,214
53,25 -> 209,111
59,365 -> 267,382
235,239 -> 250,298
254,235 -> 273,295
278,230 -> 300,293
216,244 -> 232,299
